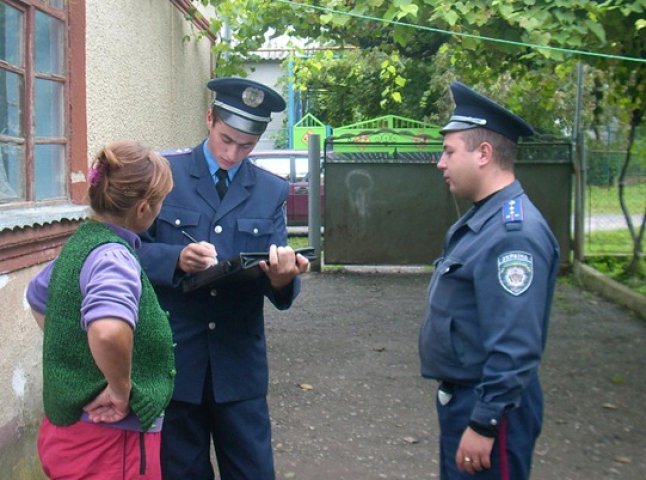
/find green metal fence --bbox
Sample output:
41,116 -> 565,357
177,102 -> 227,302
584,149 -> 645,256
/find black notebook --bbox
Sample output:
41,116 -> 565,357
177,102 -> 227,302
181,247 -> 317,293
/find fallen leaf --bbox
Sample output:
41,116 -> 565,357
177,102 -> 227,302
602,403 -> 618,410
403,436 -> 419,444
610,375 -> 625,385
614,456 -> 631,464
298,383 -> 314,391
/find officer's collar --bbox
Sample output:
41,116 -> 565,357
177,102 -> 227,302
465,180 -> 524,232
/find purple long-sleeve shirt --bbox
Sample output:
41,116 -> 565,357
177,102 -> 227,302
27,223 -> 162,432
27,224 -> 140,329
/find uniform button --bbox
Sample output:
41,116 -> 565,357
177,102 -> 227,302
174,219 -> 181,226
214,225 -> 223,234
169,369 -> 176,377
208,322 -> 216,330
253,227 -> 259,235
210,289 -> 217,297
490,419 -> 498,426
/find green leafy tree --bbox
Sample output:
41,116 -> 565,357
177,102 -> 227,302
191,0 -> 644,272
586,3 -> 645,275
192,1 -> 639,129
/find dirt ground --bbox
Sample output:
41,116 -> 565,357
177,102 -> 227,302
263,271 -> 646,480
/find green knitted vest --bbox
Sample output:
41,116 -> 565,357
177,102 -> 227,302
43,220 -> 175,431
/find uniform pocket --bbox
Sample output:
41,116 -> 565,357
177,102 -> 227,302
157,207 -> 201,242
236,218 -> 274,250
237,218 -> 274,237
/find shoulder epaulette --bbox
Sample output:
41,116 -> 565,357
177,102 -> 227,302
502,196 -> 523,231
159,147 -> 193,157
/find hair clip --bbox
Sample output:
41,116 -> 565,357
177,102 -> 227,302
87,163 -> 105,186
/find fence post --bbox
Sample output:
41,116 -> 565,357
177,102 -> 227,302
308,134 -> 321,272
573,62 -> 586,264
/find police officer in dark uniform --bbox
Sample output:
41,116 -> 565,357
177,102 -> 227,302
418,81 -> 560,479
138,77 -> 310,480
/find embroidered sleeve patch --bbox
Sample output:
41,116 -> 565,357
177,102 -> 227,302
498,251 -> 533,296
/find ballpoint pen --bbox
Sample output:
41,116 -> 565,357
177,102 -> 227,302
181,230 -> 199,244
181,230 -> 218,265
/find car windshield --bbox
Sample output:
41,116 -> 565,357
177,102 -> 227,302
248,151 -> 323,183
294,157 -> 309,182
251,156 -> 292,180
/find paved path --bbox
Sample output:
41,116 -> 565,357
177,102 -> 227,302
265,272 -> 646,480
582,214 -> 643,232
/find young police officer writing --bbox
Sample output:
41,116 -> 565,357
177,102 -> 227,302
138,78 -> 309,480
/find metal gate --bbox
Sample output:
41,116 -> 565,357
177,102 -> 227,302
323,141 -> 572,266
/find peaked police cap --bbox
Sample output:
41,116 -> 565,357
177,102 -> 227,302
207,77 -> 286,135
441,81 -> 535,142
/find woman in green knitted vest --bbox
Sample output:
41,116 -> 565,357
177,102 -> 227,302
27,141 -> 176,480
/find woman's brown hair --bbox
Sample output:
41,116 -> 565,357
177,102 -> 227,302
87,140 -> 173,217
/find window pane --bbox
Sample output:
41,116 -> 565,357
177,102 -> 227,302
35,11 -> 64,75
47,0 -> 64,9
0,142 -> 24,201
34,144 -> 65,200
0,3 -> 23,66
35,79 -> 64,137
0,69 -> 24,137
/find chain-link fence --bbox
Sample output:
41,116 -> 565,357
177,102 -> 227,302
584,149 -> 646,256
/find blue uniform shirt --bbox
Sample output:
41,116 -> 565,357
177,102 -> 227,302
202,141 -> 241,186
419,180 -> 559,427
138,142 -> 297,405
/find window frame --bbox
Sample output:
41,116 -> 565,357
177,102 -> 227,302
0,0 -> 87,274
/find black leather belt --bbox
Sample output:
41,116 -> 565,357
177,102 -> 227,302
439,381 -> 457,391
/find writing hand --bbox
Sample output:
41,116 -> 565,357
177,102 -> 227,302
178,241 -> 218,272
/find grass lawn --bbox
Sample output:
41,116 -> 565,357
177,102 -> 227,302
585,228 -> 642,255
586,183 -> 645,214
287,235 -> 311,250
584,254 -> 646,296
584,184 -> 645,295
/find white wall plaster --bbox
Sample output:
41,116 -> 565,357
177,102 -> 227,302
70,170 -> 87,183
22,287 -> 30,311
12,367 -> 26,398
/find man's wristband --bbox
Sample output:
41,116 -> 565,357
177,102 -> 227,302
468,420 -> 498,438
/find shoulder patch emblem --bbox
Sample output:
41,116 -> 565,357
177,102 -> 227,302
498,251 -> 533,296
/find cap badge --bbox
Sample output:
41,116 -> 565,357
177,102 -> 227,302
242,87 -> 264,108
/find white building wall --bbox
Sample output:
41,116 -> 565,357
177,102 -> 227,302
0,2 -> 212,475
86,0 -> 213,156
0,266 -> 45,476
245,61 -> 288,151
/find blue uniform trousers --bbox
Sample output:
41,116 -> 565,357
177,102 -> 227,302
436,375 -> 543,480
160,368 -> 274,480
